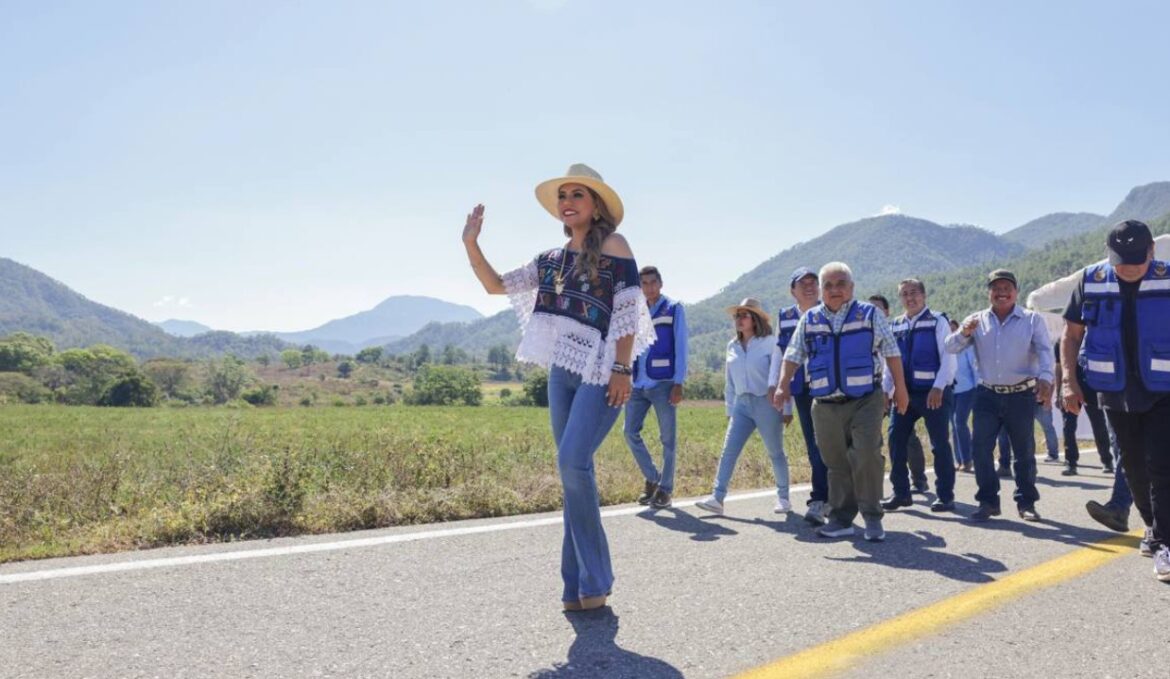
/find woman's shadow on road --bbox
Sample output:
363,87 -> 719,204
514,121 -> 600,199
528,608 -> 683,679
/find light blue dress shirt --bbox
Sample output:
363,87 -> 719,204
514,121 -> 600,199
954,347 -> 979,393
725,335 -> 776,416
944,305 -> 1054,385
633,295 -> 689,389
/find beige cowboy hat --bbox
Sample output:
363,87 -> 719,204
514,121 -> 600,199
535,163 -> 625,227
725,297 -> 771,325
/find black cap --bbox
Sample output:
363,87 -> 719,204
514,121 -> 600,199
987,269 -> 1017,288
1107,220 -> 1154,266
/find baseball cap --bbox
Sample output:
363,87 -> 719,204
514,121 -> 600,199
1107,220 -> 1154,266
790,267 -> 818,289
987,269 -> 1018,288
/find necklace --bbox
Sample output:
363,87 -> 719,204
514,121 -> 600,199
554,248 -> 573,295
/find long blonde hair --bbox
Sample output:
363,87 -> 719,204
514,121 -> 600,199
563,188 -> 617,283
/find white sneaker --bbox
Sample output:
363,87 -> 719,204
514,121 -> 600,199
804,500 -> 829,526
863,517 -> 886,542
695,495 -> 724,515
1154,545 -> 1170,583
773,498 -> 793,514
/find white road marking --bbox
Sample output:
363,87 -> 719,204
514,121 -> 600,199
0,486 -> 805,585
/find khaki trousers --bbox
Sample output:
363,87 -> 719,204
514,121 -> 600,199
811,389 -> 886,524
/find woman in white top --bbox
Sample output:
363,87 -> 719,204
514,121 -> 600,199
696,298 -> 791,515
462,164 -> 654,612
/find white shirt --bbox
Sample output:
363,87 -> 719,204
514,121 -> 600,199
882,307 -> 957,394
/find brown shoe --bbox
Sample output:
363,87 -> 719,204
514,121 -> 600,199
578,595 -> 608,610
637,480 -> 658,505
563,600 -> 583,611
650,488 -> 672,509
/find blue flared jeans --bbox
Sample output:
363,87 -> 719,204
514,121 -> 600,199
547,366 -> 622,603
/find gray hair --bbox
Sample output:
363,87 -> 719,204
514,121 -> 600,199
818,261 -> 854,283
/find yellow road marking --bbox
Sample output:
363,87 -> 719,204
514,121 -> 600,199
736,531 -> 1141,679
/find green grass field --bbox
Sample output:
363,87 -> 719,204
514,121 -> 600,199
0,403 -> 819,563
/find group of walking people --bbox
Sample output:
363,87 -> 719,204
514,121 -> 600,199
463,164 -> 1170,612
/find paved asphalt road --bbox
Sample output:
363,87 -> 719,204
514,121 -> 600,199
2,458 -> 1168,678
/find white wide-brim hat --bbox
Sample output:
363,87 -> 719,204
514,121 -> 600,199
725,297 -> 772,325
535,163 -> 624,227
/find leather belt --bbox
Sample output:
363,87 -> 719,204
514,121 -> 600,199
979,379 -> 1036,394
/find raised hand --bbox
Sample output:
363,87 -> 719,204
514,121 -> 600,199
961,314 -> 980,337
462,204 -> 485,245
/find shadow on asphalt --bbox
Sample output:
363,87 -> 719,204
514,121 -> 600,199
1034,476 -> 1111,491
634,507 -> 739,542
820,528 -> 1009,583
528,608 -> 683,679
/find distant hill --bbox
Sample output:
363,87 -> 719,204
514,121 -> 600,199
268,295 -> 483,354
1002,212 -> 1106,249
682,214 -> 1026,358
1106,181 -> 1170,224
0,257 -> 288,359
383,310 -> 520,358
156,319 -> 214,337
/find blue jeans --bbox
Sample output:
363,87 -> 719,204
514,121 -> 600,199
952,388 -> 975,465
712,394 -> 790,503
1035,403 -> 1059,458
890,387 -> 956,502
623,381 -> 678,492
547,366 -> 622,603
972,387 -> 1041,508
793,392 -> 828,504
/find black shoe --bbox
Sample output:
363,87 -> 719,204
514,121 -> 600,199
1085,500 -> 1129,532
637,480 -> 658,505
1061,465 -> 1078,476
930,500 -> 956,512
997,466 -> 1013,478
1019,505 -> 1041,522
912,481 -> 931,494
881,495 -> 913,510
970,504 -> 1001,522
650,488 -> 672,509
1102,464 -> 1115,474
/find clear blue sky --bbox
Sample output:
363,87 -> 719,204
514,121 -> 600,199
3,0 -> 1169,331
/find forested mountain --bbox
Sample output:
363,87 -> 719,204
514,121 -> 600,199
0,258 -> 287,359
881,210 -> 1170,321
1105,181 -> 1170,224
1002,212 -> 1106,249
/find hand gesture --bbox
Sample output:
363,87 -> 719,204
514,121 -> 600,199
961,314 -> 980,337
463,204 -> 485,245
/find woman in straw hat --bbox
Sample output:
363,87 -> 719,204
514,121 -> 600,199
695,299 -> 792,516
462,163 -> 654,611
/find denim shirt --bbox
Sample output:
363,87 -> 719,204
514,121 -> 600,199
954,346 -> 979,393
725,335 -> 775,416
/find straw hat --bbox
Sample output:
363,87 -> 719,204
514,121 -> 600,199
535,163 -> 625,227
725,297 -> 771,325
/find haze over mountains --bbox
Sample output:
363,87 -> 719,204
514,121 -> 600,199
4,181 -> 1170,361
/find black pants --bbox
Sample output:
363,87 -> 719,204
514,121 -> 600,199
1078,369 -> 1114,468
1105,398 -> 1170,549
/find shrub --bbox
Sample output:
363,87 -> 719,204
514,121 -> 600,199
99,372 -> 159,407
407,365 -> 482,406
522,369 -> 549,408
0,372 -> 52,404
241,384 -> 278,406
686,371 -> 725,401
499,387 -> 512,399
299,396 -> 313,407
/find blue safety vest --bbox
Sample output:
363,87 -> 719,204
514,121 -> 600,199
891,308 -> 942,391
776,304 -> 808,394
637,298 -> 678,381
1080,261 -> 1170,392
802,300 -> 879,399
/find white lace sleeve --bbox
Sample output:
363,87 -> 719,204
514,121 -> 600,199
502,259 -> 539,327
608,285 -> 656,359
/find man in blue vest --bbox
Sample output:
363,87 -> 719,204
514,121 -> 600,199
776,262 -> 909,542
770,266 -> 831,525
624,265 -> 688,509
1061,220 -> 1170,581
869,293 -> 930,494
881,278 -> 958,512
945,269 -> 1053,523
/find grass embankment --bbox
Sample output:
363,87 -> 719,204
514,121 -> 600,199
0,403 -> 814,563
